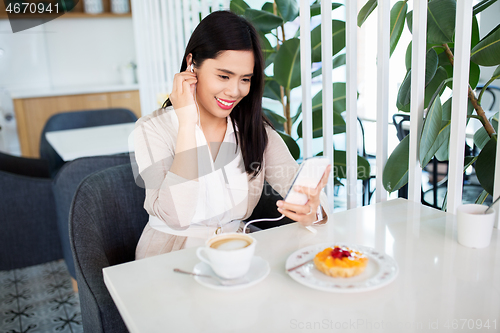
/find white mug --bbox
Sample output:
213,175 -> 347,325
196,233 -> 256,279
457,204 -> 495,248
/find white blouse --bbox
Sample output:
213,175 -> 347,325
134,107 -> 248,240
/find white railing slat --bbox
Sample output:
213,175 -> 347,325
182,0 -> 192,50
408,0 -> 427,203
346,0 -> 358,209
300,0 -> 313,159
376,0 -> 390,202
160,0 -> 173,94
174,1 -> 186,63
447,0 -> 474,214
131,0 -> 149,115
321,0 -> 334,210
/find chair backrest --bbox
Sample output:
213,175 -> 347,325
392,114 -> 410,142
69,163 -> 147,333
40,108 -> 137,177
53,154 -> 131,279
0,164 -> 61,269
0,151 -> 50,178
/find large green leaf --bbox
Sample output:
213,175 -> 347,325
296,110 -> 346,138
471,16 -> 480,49
265,51 -> 276,69
397,70 -> 412,112
405,42 -> 411,71
424,48 -> 439,86
312,54 -> 346,79
434,97 -> 452,161
427,0 -> 456,44
277,131 -> 300,160
434,99 -> 474,161
390,1 -> 407,56
424,67 -> 448,109
273,38 -> 301,90
310,3 -> 343,17
407,0 -> 456,44
244,9 -> 283,33
420,96 -> 443,167
311,20 -> 346,62
263,108 -> 285,132
475,137 -> 497,195
230,0 -> 249,15
396,65 -> 444,112
474,126 -> 490,150
263,78 -> 282,101
298,82 -> 347,115
471,24 -> 500,66
469,62 -> 481,90
383,134 -> 410,192
398,48 -> 440,111
258,31 -> 274,61
275,0 -> 299,22
330,150 -> 371,180
405,42 -> 439,79
357,0 -> 377,27
473,0 -> 499,16
261,2 -> 274,14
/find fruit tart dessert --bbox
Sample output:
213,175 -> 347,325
313,246 -> 368,278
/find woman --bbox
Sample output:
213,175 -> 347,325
134,10 -> 331,259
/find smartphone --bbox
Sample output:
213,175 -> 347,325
284,156 -> 330,205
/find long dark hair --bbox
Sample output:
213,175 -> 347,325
162,10 -> 270,177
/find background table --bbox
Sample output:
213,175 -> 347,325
103,199 -> 500,332
45,122 -> 135,161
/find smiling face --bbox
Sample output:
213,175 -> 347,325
193,50 -> 255,123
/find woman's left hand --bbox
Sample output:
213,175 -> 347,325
276,165 -> 331,226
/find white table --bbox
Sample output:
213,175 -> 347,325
45,123 -> 135,161
103,199 -> 500,333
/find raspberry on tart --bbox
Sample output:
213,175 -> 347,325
313,246 -> 368,278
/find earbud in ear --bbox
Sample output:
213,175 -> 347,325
190,64 -> 194,73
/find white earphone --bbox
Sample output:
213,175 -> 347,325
190,64 -> 194,72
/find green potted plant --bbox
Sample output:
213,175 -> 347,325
358,0 -> 500,207
230,0 -> 371,188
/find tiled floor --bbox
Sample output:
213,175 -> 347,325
0,260 -> 83,333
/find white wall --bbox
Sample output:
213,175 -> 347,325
0,17 -> 136,91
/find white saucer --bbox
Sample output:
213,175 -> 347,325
193,256 -> 270,290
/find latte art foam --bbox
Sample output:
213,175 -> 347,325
210,238 -> 251,251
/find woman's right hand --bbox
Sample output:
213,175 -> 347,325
169,68 -> 198,126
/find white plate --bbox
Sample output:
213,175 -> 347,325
286,243 -> 398,293
193,256 -> 270,291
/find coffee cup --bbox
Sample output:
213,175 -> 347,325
196,233 -> 256,279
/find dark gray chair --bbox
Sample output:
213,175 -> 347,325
68,164 -> 292,332
69,163 -> 147,333
40,108 -> 137,177
53,154 -> 131,279
0,152 -> 62,269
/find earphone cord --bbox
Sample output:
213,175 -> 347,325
242,214 -> 285,234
